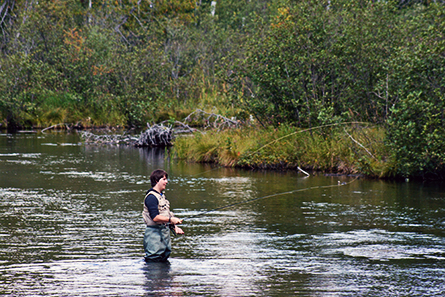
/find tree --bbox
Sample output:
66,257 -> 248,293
229,0 -> 401,127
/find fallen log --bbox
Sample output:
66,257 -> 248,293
79,131 -> 139,145
134,123 -> 173,147
184,109 -> 240,130
80,123 -> 177,147
79,109 -> 237,147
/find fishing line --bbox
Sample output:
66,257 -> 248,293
189,166 -> 221,177
183,176 -> 359,220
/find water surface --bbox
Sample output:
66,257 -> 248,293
0,132 -> 444,296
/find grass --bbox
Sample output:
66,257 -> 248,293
0,89 -> 397,178
172,123 -> 393,178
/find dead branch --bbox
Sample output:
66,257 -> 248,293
160,120 -> 198,134
343,128 -> 377,160
134,123 -> 173,147
79,110 -> 238,147
42,123 -> 71,132
184,109 -> 240,130
79,131 -> 139,145
80,123 -> 178,147
297,166 -> 310,177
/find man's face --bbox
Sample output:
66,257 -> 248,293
156,176 -> 168,192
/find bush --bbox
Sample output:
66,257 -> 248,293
387,92 -> 445,178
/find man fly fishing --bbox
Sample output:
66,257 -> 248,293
142,169 -> 184,262
141,168 -> 355,262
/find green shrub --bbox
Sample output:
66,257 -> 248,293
387,92 -> 445,178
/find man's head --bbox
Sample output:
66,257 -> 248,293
150,169 -> 168,187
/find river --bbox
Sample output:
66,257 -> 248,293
0,131 -> 444,296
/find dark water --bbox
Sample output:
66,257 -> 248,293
0,132 -> 444,296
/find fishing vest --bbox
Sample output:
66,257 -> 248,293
142,190 -> 174,226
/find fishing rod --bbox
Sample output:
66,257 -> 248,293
182,176 -> 359,221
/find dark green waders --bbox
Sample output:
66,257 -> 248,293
143,225 -> 172,262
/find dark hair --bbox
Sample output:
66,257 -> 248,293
150,169 -> 168,187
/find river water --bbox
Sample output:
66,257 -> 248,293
0,131 -> 444,296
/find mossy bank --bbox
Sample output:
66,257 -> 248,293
172,123 -> 400,179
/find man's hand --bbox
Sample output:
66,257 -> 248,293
171,217 -> 183,225
174,226 -> 184,235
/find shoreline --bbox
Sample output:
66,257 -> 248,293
1,125 -> 440,181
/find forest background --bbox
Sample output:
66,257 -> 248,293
1,0 -> 445,179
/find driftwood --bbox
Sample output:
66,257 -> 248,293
184,109 -> 240,130
79,131 -> 140,145
297,166 -> 310,177
79,121 -> 197,147
79,125 -> 171,147
79,109 -> 238,147
134,123 -> 173,147
160,120 -> 197,135
42,123 -> 71,132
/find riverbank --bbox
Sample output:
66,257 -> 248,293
172,123 -> 395,179
0,122 -> 431,180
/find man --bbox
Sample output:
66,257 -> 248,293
142,169 -> 184,262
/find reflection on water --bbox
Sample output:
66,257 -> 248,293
0,132 -> 444,296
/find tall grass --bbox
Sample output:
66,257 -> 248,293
173,123 -> 393,178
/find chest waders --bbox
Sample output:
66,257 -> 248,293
143,225 -> 171,262
143,191 -> 173,262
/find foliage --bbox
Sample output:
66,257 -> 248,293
220,0 -> 445,178
1,0 -> 445,178
384,3 -> 445,178
387,92 -> 445,178
0,0 -> 248,128
228,0 -> 402,127
173,123 -> 389,177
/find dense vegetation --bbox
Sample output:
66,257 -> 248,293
1,0 -> 444,179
